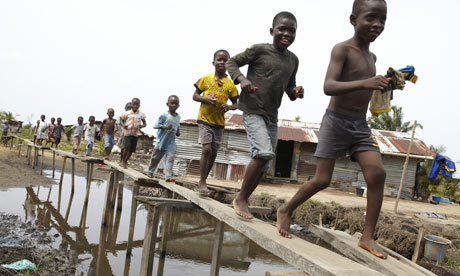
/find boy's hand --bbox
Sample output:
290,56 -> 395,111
294,86 -> 304,98
205,97 -> 217,106
365,75 -> 390,91
220,104 -> 230,113
239,78 -> 257,93
163,125 -> 173,130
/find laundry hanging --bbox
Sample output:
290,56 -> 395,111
428,153 -> 457,181
369,65 -> 418,117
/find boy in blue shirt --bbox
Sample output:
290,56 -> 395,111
146,95 -> 181,182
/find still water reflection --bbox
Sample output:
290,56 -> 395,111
0,169 -> 294,275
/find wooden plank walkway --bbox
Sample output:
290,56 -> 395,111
8,136 -> 432,276
149,179 -> 385,276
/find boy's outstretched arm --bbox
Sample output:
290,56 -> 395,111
226,47 -> 258,94
323,44 -> 389,96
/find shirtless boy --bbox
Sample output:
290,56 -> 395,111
100,108 -> 118,160
277,0 -> 389,259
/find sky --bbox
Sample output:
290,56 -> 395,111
1,0 -> 459,162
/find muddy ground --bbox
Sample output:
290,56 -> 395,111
1,145 -> 460,275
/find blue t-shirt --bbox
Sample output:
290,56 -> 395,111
2,124 -> 9,135
154,111 -> 181,151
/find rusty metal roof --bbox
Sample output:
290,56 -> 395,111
182,114 -> 435,158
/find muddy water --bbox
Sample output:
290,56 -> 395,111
0,168 -> 295,275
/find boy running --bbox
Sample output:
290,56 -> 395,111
277,0 -> 389,259
117,102 -> 132,162
83,115 -> 100,156
99,108 -> 118,160
193,49 -> 238,195
45,117 -> 56,147
120,98 -> 146,169
36,115 -> 48,146
53,117 -> 65,149
147,95 -> 181,182
226,12 -> 304,218
68,116 -> 84,155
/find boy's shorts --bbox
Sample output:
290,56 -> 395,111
198,123 -> 223,150
72,136 -> 81,149
124,136 -> 138,153
314,109 -> 380,161
243,113 -> 277,172
86,140 -> 94,154
55,137 -> 61,145
104,134 -> 114,149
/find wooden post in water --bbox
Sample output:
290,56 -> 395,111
210,220 -> 225,276
32,147 -> 37,169
139,205 -> 161,276
71,158 -> 75,194
157,206 -> 174,276
27,145 -> 31,163
52,151 -> 56,178
412,227 -> 425,262
58,157 -> 67,212
394,121 -> 417,214
126,184 -> 139,256
40,148 -> 44,175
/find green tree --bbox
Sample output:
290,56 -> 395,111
0,111 -> 19,121
367,105 -> 423,132
294,115 -> 301,122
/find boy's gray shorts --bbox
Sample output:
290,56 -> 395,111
314,109 -> 380,161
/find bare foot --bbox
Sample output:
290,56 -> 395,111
119,162 -> 128,169
277,207 -> 292,239
358,238 -> 388,259
232,199 -> 253,219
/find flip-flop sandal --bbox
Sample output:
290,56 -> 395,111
195,187 -> 212,197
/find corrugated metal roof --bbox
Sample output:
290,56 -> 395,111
181,113 -> 435,159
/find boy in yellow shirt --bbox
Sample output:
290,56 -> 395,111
192,49 -> 238,195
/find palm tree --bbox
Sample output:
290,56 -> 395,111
367,105 -> 422,132
0,111 -> 18,121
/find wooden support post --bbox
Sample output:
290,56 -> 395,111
40,148 -> 44,175
80,163 -> 94,230
64,191 -> 74,222
47,186 -> 52,202
27,145 -> 31,163
18,139 -> 22,157
157,206 -> 174,276
412,228 -> 425,262
394,121 -> 417,214
210,220 -> 225,276
126,184 -> 139,256
139,205 -> 161,276
32,147 -> 37,169
101,172 -> 115,227
57,157 -> 66,212
71,158 -> 75,194
10,136 -> 14,149
52,151 -> 56,178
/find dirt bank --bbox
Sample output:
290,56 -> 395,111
0,213 -> 75,276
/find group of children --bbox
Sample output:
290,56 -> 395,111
24,0 -> 392,259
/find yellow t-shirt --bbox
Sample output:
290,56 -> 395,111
195,73 -> 238,127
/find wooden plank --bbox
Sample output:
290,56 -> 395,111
307,225 -> 435,276
266,272 -> 309,276
119,180 -> 164,189
104,160 -> 158,184
152,180 -> 384,276
135,196 -> 199,209
412,228 -> 424,262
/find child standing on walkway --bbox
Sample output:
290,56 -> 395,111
147,95 -> 181,181
226,12 -> 304,218
36,115 -> 48,146
192,49 -> 238,195
83,115 -> 99,156
100,108 -> 118,160
53,117 -> 65,149
68,116 -> 84,155
120,98 -> 146,169
45,117 -> 56,147
277,0 -> 389,259
117,102 -> 132,162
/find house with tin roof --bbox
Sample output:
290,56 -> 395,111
172,113 -> 435,197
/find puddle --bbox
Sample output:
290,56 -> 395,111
0,168 -> 295,275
